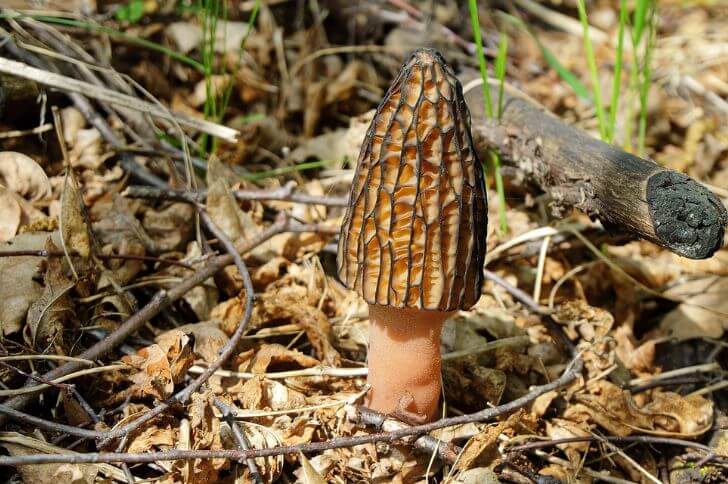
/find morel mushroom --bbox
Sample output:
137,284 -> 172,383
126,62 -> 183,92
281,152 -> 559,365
337,49 -> 488,422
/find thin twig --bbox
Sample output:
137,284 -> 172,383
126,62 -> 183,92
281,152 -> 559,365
123,183 -> 349,207
0,56 -> 238,142
97,209 -> 258,449
354,407 -> 461,463
507,435 -> 716,455
0,249 -> 194,269
214,399 -> 263,484
0,364 -> 127,397
0,357 -> 582,466
0,404 -> 105,439
0,215 -> 329,426
484,270 -> 575,355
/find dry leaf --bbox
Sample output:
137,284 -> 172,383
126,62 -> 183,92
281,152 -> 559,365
0,186 -> 21,242
298,452 -> 328,484
182,391 -> 227,483
122,344 -> 174,400
25,238 -> 75,353
661,276 -> 728,339
453,411 -> 522,473
568,380 -> 713,437
2,442 -> 98,484
119,334 -> 194,402
0,232 -> 60,335
257,292 -> 341,365
290,110 -> 372,165
0,151 -> 52,201
60,172 -> 91,258
545,418 -> 592,464
453,468 -> 500,484
155,329 -> 195,384
249,344 -> 320,374
141,202 -> 195,252
206,158 -> 246,242
166,21 -> 252,55
173,321 -> 229,364
126,423 -> 175,453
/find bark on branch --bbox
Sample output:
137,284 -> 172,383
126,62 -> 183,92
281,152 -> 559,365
465,86 -> 727,259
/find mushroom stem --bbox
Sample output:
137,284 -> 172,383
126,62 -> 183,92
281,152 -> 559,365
366,304 -> 454,422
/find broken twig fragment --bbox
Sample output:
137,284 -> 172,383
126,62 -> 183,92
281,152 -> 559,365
466,85 -> 727,259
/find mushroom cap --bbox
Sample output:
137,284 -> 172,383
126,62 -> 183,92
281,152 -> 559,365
337,48 -> 488,311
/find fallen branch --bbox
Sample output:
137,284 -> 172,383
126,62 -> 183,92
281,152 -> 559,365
0,357 -> 582,467
123,181 -> 349,207
507,435 -> 717,455
465,81 -> 727,260
0,56 -> 238,142
353,407 -> 461,463
0,249 -> 193,269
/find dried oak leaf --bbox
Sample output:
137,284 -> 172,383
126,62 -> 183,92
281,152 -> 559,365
227,419 -> 284,482
553,299 -> 614,342
182,391 -> 227,483
297,452 -> 329,484
155,329 -> 196,384
545,418 -> 592,465
126,423 -> 175,453
248,343 -> 320,374
141,202 -> 195,252
238,375 -> 307,412
165,242 -> 218,320
453,411 -> 523,474
613,325 -> 656,373
120,332 -> 193,401
121,344 -> 174,401
172,321 -> 229,364
567,380 -> 713,437
256,291 -> 341,365
209,292 -> 247,335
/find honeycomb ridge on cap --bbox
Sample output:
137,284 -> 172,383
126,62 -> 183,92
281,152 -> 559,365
337,48 -> 488,311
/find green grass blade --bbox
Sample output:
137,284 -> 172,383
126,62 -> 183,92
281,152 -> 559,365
219,0 -> 260,123
469,0 -> 509,232
576,0 -> 608,140
632,0 -> 650,45
499,12 -> 590,100
606,0 -> 627,144
468,0 -> 494,118
495,33 -> 508,120
492,33 -> 509,232
637,1 -> 656,157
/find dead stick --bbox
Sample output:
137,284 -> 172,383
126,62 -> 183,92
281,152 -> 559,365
0,357 -> 581,467
0,249 -> 193,269
123,182 -> 348,207
354,407 -> 461,463
465,86 -> 727,260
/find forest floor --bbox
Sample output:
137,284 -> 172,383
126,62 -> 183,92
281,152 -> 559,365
0,1 -> 727,483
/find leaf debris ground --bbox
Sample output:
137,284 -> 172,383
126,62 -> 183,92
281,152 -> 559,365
0,1 -> 727,483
